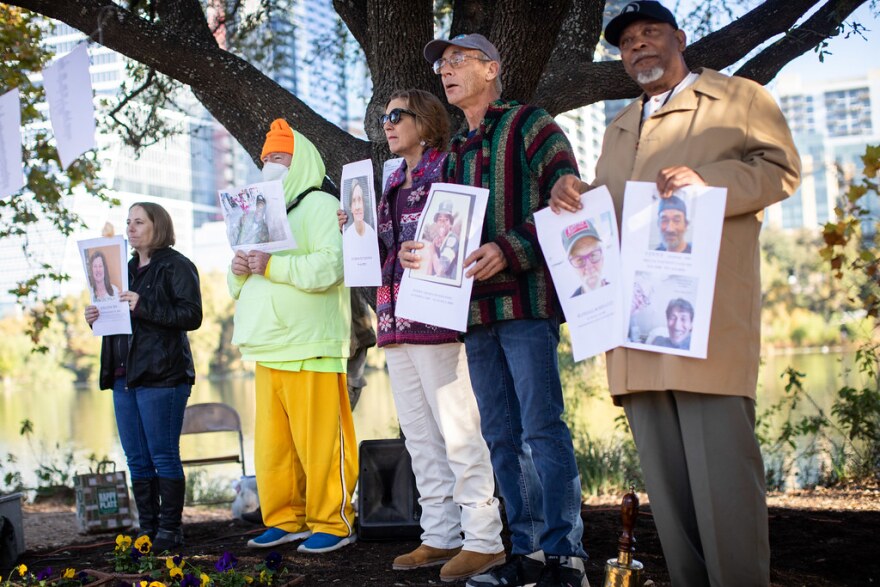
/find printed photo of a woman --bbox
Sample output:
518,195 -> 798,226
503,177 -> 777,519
87,249 -> 121,302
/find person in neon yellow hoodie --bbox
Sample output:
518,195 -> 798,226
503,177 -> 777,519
228,119 -> 356,554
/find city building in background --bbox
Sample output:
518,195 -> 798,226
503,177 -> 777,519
7,5 -> 875,315
555,104 -> 606,185
767,69 -> 880,231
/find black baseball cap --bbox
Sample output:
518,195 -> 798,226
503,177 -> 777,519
605,1 -> 678,48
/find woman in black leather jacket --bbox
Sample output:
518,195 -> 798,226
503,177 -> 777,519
84,202 -> 202,553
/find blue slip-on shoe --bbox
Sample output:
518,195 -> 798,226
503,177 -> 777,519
247,527 -> 312,548
296,532 -> 356,554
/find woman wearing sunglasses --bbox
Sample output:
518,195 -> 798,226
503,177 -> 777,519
342,89 -> 503,581
379,88 -> 507,583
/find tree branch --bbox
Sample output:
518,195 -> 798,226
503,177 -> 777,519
333,0 -> 368,61
532,0 -> 858,115
735,0 -> 868,84
362,0 -> 436,136
683,0 -> 822,71
450,0 -> 494,38
154,0 -> 215,44
490,0 -> 571,103
8,0 -> 369,177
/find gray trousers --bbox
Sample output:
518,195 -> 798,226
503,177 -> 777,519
621,391 -> 769,587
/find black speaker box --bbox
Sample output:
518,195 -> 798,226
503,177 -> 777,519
357,438 -> 422,541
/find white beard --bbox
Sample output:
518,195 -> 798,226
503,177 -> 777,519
636,66 -> 665,86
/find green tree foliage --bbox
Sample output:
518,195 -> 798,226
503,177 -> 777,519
757,145 -> 880,487
0,6 -> 112,350
761,228 -> 865,348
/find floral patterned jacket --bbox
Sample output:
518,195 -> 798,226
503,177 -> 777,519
376,148 -> 460,347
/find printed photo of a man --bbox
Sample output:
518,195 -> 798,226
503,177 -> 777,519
562,219 -> 608,297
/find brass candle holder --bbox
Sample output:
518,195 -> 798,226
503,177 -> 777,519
603,486 -> 644,587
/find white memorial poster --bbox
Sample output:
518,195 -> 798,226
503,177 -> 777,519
396,183 -> 489,332
535,186 -> 623,361
43,43 -> 96,169
0,88 -> 24,199
620,181 -> 727,358
382,157 -> 404,193
79,235 -> 131,337
340,159 -> 381,286
218,180 -> 298,252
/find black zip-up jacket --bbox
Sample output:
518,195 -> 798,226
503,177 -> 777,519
99,247 -> 202,390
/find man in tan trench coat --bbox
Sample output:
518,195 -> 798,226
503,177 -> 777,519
551,2 -> 801,585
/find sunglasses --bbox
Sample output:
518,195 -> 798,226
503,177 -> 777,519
379,108 -> 416,127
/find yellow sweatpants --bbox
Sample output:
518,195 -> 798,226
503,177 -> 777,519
254,365 -> 358,537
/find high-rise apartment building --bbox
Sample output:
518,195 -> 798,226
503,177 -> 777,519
767,69 -> 880,230
0,23 -> 228,311
265,0 -> 359,130
556,103 -> 606,184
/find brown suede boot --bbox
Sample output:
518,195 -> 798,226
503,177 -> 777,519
440,549 -> 506,582
393,544 -> 462,570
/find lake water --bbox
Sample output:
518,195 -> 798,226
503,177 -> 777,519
0,349 -> 863,491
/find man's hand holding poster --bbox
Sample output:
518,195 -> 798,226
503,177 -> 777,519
536,186 -> 624,361
620,181 -> 727,359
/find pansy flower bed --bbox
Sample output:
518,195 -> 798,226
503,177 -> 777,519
1,536 -> 301,587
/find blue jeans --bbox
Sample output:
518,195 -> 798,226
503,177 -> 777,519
464,318 -> 586,558
112,377 -> 191,480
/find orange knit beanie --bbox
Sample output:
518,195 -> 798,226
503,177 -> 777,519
261,119 -> 295,158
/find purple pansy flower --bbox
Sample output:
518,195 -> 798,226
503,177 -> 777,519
215,552 -> 238,572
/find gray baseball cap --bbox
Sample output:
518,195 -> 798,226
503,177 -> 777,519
562,220 -> 602,255
424,33 -> 501,65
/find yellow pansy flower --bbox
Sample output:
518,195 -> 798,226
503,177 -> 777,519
244,576 -> 253,584
134,535 -> 152,554
200,573 -> 211,586
140,581 -> 149,587
17,564 -> 27,576
169,568 -> 183,580
149,582 -> 166,587
62,568 -> 76,579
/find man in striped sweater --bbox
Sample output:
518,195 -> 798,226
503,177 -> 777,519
403,33 -> 589,587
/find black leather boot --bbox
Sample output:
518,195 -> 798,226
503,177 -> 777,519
131,478 -> 159,540
152,477 -> 186,553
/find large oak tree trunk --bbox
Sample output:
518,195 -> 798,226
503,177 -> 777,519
4,0 -> 869,183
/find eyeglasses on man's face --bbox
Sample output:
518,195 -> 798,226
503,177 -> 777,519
568,249 -> 603,268
432,53 -> 491,75
379,108 -> 416,127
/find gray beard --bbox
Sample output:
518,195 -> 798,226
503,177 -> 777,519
636,66 -> 665,85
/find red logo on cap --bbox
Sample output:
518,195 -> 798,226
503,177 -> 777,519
564,221 -> 592,238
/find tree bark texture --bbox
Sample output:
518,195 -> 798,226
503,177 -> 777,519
4,0 -> 871,184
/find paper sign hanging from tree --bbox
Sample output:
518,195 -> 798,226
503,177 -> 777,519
43,43 -> 96,169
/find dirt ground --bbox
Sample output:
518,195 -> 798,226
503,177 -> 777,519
11,486 -> 880,586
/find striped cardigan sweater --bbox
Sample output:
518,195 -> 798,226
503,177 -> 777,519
446,100 -> 580,327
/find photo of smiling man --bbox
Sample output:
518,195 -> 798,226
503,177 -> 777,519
651,298 -> 694,350
654,194 -> 692,253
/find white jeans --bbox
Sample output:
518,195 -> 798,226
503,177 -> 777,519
384,342 -> 503,554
